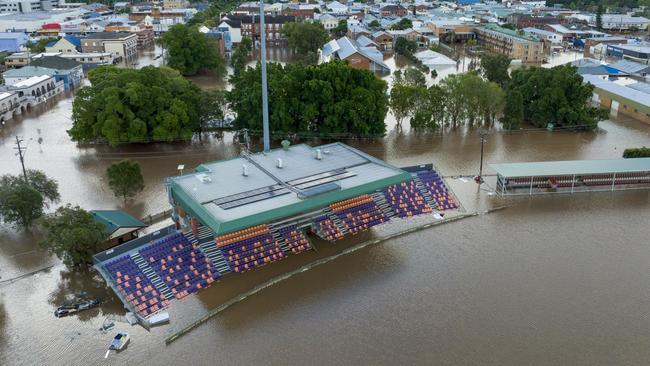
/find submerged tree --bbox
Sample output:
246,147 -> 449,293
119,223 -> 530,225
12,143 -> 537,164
231,37 -> 253,77
479,53 -> 511,87
161,24 -> 225,76
283,21 -> 330,64
0,170 -> 59,229
39,205 -> 108,267
106,160 -> 145,204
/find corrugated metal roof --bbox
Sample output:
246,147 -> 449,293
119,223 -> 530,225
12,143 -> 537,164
491,158 -> 650,177
583,74 -> 650,107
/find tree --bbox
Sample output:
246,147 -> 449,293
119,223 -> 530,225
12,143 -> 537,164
431,69 -> 438,79
0,170 -> 59,207
390,84 -> 419,127
0,170 -> 59,229
369,20 -> 380,29
231,37 -> 253,77
106,160 -> 145,204
596,4 -> 604,30
403,68 -> 426,87
199,89 -> 228,133
502,89 -> 524,129
622,147 -> 650,158
507,65 -> 608,129
390,18 -> 413,30
480,53 -> 511,87
501,23 -> 516,30
395,37 -> 418,57
27,37 -> 59,53
333,19 -> 348,37
161,24 -> 225,76
411,85 -> 446,130
0,183 -> 43,229
228,61 -> 388,137
69,66 -> 202,145
282,21 -> 330,64
39,205 -> 108,267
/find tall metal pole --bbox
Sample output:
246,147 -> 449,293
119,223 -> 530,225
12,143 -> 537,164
14,136 -> 28,182
478,130 -> 486,184
259,0 -> 270,152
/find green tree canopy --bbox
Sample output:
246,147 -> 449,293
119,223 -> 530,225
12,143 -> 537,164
333,19 -> 348,37
27,37 -> 59,53
395,37 -> 418,57
479,53 -> 511,87
390,83 -> 419,127
0,183 -> 43,229
368,20 -> 381,29
0,170 -> 59,207
106,160 -> 145,204
231,37 -> 253,77
199,89 -> 228,133
69,66 -> 203,145
623,147 -> 650,158
282,21 -> 330,64
390,18 -> 413,30
161,24 -> 225,76
39,205 -> 108,267
502,89 -> 524,130
507,65 -> 607,129
228,60 -> 388,137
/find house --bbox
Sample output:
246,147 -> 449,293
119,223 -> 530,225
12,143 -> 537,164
91,210 -> 147,247
321,36 -> 390,74
0,90 -> 24,124
318,13 -> 339,31
81,32 -> 138,60
0,32 -> 28,52
218,18 -> 242,45
388,28 -> 420,44
45,35 -> 82,54
229,14 -> 296,46
475,24 -> 544,63
522,27 -> 562,44
372,30 -> 393,51
414,49 -> 456,69
348,23 -> 371,39
326,1 -> 348,15
379,4 -> 407,17
29,56 -> 84,89
4,51 -> 29,68
356,35 -> 377,48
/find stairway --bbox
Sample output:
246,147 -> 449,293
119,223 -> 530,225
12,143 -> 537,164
371,192 -> 395,218
270,228 -> 290,253
324,207 -> 348,234
193,226 -> 231,275
412,176 -> 437,209
130,252 -> 174,300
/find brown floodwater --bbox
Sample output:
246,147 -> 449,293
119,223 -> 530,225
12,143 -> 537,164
1,48 -> 650,365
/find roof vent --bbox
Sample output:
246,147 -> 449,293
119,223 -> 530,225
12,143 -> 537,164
242,164 -> 249,177
315,149 -> 322,160
277,158 -> 283,169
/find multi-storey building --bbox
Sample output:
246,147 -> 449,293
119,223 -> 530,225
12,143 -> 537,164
475,24 -> 544,63
0,0 -> 60,13
81,32 -> 138,61
226,14 -> 295,46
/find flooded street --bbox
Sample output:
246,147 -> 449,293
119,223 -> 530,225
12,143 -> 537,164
2,47 -> 650,365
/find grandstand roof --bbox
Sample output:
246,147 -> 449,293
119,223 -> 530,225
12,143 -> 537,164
168,143 -> 410,235
491,158 -> 650,177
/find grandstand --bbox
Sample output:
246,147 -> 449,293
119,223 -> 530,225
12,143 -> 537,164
94,143 -> 460,324
492,158 -> 650,195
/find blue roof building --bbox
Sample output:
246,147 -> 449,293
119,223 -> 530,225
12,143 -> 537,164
0,32 -> 29,53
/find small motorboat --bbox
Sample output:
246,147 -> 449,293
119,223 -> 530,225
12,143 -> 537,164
54,297 -> 101,317
109,332 -> 130,351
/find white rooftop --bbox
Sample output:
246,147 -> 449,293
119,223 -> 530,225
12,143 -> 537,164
12,75 -> 52,88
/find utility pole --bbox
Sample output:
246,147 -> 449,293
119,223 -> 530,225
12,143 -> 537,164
476,130 -> 487,185
259,0 -> 270,152
14,136 -> 28,181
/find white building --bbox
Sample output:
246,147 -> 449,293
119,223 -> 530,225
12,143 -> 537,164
593,14 -> 650,31
0,0 -> 60,13
3,75 -> 64,107
523,27 -> 562,44
318,13 -> 338,31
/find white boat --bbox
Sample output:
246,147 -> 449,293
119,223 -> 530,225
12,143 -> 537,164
109,332 -> 130,351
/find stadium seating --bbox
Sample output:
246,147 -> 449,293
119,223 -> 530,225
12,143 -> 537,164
215,225 -> 284,273
416,171 -> 458,210
139,232 -> 219,300
383,180 -> 432,217
104,255 -> 170,317
330,195 -> 388,234
313,215 -> 344,241
277,225 -> 311,254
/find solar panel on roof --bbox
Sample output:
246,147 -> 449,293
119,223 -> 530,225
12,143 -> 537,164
218,189 -> 291,209
210,184 -> 285,205
292,171 -> 356,190
286,169 -> 347,186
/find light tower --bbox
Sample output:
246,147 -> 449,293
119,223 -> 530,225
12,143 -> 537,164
259,0 -> 270,152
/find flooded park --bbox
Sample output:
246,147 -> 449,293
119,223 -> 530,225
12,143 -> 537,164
1,46 -> 650,365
